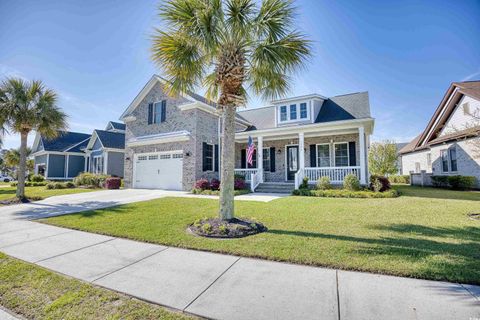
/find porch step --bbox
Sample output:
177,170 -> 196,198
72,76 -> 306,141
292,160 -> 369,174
255,182 -> 295,194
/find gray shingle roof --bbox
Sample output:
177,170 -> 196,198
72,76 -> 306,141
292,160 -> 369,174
109,121 -> 126,131
42,131 -> 91,152
237,106 -> 276,130
95,130 -> 125,149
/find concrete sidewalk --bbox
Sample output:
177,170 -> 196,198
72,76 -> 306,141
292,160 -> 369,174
0,191 -> 479,319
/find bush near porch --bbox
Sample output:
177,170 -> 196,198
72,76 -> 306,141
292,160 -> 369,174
42,185 -> 480,285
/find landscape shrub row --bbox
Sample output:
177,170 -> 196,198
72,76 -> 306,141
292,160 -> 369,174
73,172 -> 110,188
292,188 -> 399,198
431,175 -> 476,190
46,181 -> 76,189
193,176 -> 248,194
388,175 -> 410,184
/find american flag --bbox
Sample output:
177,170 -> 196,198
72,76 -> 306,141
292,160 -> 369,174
247,136 -> 255,167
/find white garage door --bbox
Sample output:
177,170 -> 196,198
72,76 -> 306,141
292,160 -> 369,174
133,151 -> 183,190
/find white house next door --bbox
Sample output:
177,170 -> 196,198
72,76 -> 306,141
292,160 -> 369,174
133,151 -> 183,190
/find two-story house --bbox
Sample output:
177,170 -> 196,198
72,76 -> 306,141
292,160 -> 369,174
400,81 -> 480,187
120,75 -> 374,191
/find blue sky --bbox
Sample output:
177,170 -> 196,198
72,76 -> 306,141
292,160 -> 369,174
1,0 -> 479,149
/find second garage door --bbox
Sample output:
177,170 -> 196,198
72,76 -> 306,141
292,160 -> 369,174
133,151 -> 183,190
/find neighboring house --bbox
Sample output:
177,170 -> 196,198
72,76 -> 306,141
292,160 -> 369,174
85,122 -> 126,177
120,75 -> 374,191
31,131 -> 91,179
32,121 -> 126,179
400,81 -> 480,187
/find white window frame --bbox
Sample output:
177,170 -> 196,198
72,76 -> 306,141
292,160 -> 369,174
449,147 -> 458,172
278,101 -> 311,123
153,100 -> 165,124
315,143 -> 331,168
262,147 -> 271,172
440,149 -> 449,173
92,155 -> 104,174
333,142 -> 349,167
204,143 -> 215,172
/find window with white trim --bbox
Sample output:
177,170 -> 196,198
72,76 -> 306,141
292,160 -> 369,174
441,150 -> 449,172
153,101 -> 163,124
300,103 -> 308,118
334,143 -> 349,167
280,106 -> 287,121
278,102 -> 309,123
204,143 -> 214,171
93,156 -> 104,174
290,104 -> 297,120
262,148 -> 270,172
449,148 -> 457,172
316,144 -> 331,167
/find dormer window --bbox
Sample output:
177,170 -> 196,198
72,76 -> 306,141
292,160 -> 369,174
278,101 -> 310,123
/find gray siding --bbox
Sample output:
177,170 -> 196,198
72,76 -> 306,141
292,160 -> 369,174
92,138 -> 103,151
107,151 -> 124,177
67,155 -> 85,178
47,154 -> 65,178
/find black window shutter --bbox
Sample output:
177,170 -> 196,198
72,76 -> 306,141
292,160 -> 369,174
270,147 -> 276,172
161,100 -> 166,122
241,149 -> 246,169
147,103 -> 153,124
310,144 -> 317,167
214,144 -> 219,172
349,142 -> 356,166
202,142 -> 208,171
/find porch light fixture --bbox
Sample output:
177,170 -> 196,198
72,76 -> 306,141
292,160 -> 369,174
277,149 -> 282,154
185,152 -> 191,157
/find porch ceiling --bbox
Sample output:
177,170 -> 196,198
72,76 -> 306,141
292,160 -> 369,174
235,128 -> 359,143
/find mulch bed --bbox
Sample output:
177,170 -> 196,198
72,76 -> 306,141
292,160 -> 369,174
187,217 -> 267,238
0,197 -> 41,206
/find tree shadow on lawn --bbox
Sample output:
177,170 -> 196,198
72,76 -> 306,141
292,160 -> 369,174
393,185 -> 480,201
267,225 -> 480,285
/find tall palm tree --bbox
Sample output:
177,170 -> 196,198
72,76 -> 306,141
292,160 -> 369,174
0,78 -> 67,198
152,0 -> 311,220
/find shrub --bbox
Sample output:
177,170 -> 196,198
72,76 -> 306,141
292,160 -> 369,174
316,176 -> 332,190
65,181 -> 75,188
369,175 -> 390,192
343,174 -> 361,191
194,178 -> 210,191
30,174 -> 45,182
299,177 -> 309,189
234,177 -> 247,190
292,188 -> 399,198
389,175 -> 410,184
46,182 -> 55,190
210,178 -> 220,191
105,177 -> 122,190
11,181 -> 48,187
447,175 -> 476,190
431,175 -> 449,188
74,172 -> 109,188
53,182 -> 67,189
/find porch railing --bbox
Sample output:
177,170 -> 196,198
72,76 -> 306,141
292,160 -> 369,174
234,169 -> 258,182
303,166 -> 361,184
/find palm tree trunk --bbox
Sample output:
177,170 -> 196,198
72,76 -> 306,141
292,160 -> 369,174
219,105 -> 236,220
16,132 -> 28,199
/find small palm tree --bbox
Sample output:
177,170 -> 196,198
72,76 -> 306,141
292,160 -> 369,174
4,148 -> 33,178
0,78 -> 67,199
152,0 -> 311,220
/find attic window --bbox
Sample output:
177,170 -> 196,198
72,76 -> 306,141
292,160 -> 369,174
278,102 -> 310,123
463,103 -> 470,115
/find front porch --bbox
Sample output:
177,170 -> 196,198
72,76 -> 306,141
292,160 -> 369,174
234,126 -> 368,191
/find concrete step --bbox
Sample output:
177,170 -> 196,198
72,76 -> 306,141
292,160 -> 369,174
255,183 -> 295,194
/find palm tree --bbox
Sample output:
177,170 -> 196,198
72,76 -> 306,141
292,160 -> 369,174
4,148 -> 33,178
152,0 -> 311,220
0,78 -> 67,199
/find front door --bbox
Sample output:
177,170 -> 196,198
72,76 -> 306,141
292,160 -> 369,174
286,145 -> 299,181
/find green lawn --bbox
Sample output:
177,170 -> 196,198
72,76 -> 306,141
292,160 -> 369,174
0,186 -> 94,203
0,253 -> 192,320
42,185 -> 480,284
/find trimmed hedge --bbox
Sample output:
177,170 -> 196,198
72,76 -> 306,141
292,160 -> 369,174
389,175 -> 410,184
11,181 -> 48,187
191,189 -> 250,196
46,182 -> 75,190
292,188 -> 399,198
105,177 -> 122,189
74,173 -> 109,188
30,174 -> 45,182
431,175 -> 476,190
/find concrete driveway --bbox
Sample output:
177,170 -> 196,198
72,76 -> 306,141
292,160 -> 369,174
0,189 -> 479,320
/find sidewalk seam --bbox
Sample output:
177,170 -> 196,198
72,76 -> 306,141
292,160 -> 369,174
183,257 -> 241,312
336,270 -> 341,320
35,238 -> 116,263
460,283 -> 480,302
91,247 -> 170,283
0,230 -> 74,250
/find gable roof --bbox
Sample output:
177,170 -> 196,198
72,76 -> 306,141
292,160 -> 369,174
400,80 -> 480,155
107,121 -> 126,131
87,130 -> 125,150
35,131 -> 91,153
238,91 -> 371,131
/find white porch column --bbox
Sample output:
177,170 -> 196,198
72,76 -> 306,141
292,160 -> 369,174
359,126 -> 367,184
299,132 -> 305,170
104,151 -> 109,175
257,136 -> 263,182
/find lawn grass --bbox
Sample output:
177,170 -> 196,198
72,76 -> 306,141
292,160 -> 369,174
0,252 -> 193,319
0,186 -> 94,204
42,185 -> 480,284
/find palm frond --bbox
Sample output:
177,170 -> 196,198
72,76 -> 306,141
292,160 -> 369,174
254,0 -> 295,41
